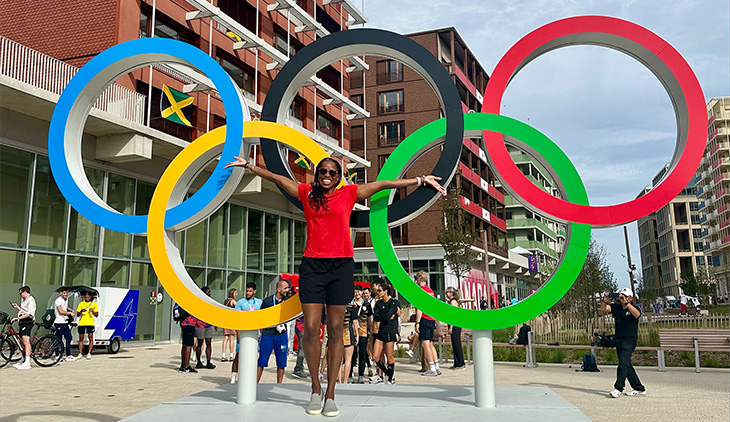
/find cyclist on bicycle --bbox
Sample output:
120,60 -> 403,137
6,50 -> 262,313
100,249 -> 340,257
10,286 -> 36,370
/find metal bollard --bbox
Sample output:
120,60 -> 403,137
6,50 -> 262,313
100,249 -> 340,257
525,331 -> 538,368
438,336 -> 444,363
693,339 -> 701,373
657,349 -> 666,372
465,333 -> 471,364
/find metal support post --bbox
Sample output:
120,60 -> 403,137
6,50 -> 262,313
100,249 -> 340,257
438,336 -> 444,362
525,331 -> 538,368
473,329 -> 496,408
465,332 -> 471,364
657,349 -> 666,372
693,339 -> 701,373
237,330 -> 259,404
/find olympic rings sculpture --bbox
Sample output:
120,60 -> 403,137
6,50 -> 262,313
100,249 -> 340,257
48,16 -> 706,330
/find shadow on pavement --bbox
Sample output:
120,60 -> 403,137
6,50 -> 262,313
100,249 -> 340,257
0,410 -> 120,422
525,381 -> 608,397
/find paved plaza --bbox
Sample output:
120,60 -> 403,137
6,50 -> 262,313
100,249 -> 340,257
0,340 -> 728,421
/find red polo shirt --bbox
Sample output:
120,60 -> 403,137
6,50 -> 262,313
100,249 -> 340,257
298,183 -> 358,258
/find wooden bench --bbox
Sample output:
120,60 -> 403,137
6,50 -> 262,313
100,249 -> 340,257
664,307 -> 699,316
659,329 -> 730,373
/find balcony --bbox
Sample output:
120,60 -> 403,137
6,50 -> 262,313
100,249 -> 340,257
1,36 -> 145,124
506,218 -> 557,239
511,240 -> 558,259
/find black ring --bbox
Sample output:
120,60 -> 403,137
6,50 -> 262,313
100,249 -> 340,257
261,28 -> 463,228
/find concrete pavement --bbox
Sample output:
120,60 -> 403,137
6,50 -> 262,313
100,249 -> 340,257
0,339 -> 728,421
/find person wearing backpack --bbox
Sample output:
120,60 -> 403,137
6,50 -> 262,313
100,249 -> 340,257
603,288 -> 646,398
174,304 -> 198,374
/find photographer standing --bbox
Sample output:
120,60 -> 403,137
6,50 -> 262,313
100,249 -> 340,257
603,288 -> 646,398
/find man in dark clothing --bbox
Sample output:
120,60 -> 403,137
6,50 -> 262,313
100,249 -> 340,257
603,288 -> 646,398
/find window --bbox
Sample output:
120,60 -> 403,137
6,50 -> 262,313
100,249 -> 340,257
316,5 -> 340,33
289,96 -> 305,124
378,121 -> 405,146
378,155 -> 389,171
317,112 -> 340,140
140,9 -> 194,44
217,54 -> 255,96
350,70 -> 363,89
377,60 -> 403,84
136,81 -> 194,141
316,66 -> 341,92
350,125 -> 364,150
218,0 -> 257,34
351,94 -> 363,107
273,29 -> 302,57
378,90 -> 403,114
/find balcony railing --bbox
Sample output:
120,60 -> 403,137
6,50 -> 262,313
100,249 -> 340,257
1,36 -> 145,125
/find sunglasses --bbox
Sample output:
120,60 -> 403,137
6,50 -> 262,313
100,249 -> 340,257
318,168 -> 340,177
375,289 -> 383,293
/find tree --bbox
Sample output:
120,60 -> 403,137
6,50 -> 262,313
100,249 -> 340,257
680,272 -> 699,296
636,274 -> 659,303
554,237 -> 617,337
437,187 -> 479,289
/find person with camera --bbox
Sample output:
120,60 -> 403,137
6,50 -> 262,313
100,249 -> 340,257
54,286 -> 76,361
603,288 -> 646,398
11,286 -> 36,370
76,291 -> 99,360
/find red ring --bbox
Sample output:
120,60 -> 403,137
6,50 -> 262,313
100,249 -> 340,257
482,16 -> 706,226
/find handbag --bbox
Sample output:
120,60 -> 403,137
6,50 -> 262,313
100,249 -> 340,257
433,320 -> 444,340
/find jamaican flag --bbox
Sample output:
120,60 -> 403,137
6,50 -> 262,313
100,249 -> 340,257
226,31 -> 243,43
347,169 -> 357,182
161,85 -> 194,127
294,154 -> 310,169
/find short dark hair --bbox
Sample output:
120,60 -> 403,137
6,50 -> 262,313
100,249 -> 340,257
246,282 -> 257,290
84,291 -> 94,298
354,285 -> 363,291
19,286 -> 31,294
59,286 -> 69,293
202,286 -> 211,294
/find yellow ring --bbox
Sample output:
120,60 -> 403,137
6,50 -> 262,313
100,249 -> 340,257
148,121 -> 338,329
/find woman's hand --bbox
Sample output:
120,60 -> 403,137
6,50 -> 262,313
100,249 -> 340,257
224,156 -> 249,169
424,175 -> 447,196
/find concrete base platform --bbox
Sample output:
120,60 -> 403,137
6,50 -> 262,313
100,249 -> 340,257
121,383 -> 590,421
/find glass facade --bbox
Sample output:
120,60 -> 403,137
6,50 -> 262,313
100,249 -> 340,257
0,144 -> 305,341
354,258 -> 446,305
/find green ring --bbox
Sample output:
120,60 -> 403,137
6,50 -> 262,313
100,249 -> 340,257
369,113 -> 591,330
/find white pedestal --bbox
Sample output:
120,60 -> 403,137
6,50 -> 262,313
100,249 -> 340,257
472,329 -> 496,408
236,330 -> 259,404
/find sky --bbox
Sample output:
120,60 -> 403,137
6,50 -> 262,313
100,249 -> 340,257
357,0 -> 730,289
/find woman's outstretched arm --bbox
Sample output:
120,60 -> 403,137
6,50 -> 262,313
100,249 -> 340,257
356,175 -> 446,201
224,156 -> 299,198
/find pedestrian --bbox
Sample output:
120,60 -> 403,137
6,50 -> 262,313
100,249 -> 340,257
362,287 -> 376,375
680,294 -> 689,315
603,288 -> 646,398
194,286 -> 217,370
340,300 -> 358,384
479,296 -> 488,311
414,270 -> 441,376
371,280 -> 400,384
10,286 -> 36,370
225,155 -> 445,416
76,291 -> 98,360
177,304 -> 198,373
445,287 -> 465,370
221,288 -> 238,362
231,282 -> 262,384
354,285 -> 373,383
257,281 -> 291,384
292,315 -> 309,379
54,287 -> 76,362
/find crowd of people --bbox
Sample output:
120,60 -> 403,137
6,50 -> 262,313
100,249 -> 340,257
9,286 -> 100,370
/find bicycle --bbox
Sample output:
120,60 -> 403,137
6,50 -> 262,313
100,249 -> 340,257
0,311 -> 64,368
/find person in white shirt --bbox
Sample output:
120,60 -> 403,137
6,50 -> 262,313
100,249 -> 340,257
54,287 -> 76,361
10,286 -> 36,370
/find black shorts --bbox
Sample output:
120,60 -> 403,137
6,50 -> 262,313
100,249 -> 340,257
419,319 -> 435,341
181,326 -> 196,347
298,257 -> 354,305
18,320 -> 33,337
375,331 -> 397,343
78,326 -> 95,334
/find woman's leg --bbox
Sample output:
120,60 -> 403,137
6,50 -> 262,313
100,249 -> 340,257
384,341 -> 395,381
221,335 -> 229,359
372,339 -> 387,376
342,345 -> 354,384
229,334 -> 235,356
357,337 -> 368,377
324,305 -> 346,400
302,303 -> 325,395
451,326 -> 465,367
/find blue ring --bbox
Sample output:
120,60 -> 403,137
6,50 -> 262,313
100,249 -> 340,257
48,38 -> 244,234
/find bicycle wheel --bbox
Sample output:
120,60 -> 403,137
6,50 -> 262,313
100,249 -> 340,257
32,335 -> 63,367
0,337 -> 15,368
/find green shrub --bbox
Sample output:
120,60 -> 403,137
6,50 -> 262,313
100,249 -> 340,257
679,351 -> 694,367
551,349 -> 566,363
647,329 -> 660,347
572,349 -> 586,361
493,328 -> 513,343
602,349 -> 618,365
701,356 -> 723,368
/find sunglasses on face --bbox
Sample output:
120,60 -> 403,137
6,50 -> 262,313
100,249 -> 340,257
376,289 -> 383,293
318,168 -> 340,177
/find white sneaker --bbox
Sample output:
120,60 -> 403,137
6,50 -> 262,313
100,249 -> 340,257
370,375 -> 384,384
77,354 -> 84,360
421,369 -> 439,376
406,350 -> 414,358
16,362 -> 31,370
608,389 -> 622,398
85,354 -> 92,360
65,355 -> 77,362
624,390 -> 646,396
12,361 -> 23,368
230,372 -> 238,384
